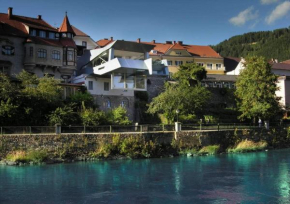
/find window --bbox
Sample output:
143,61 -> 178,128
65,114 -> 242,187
167,61 -> 172,65
29,47 -> 33,57
62,33 -> 67,38
49,32 -> 55,39
175,51 -> 181,55
207,64 -> 213,69
39,31 -> 46,38
216,64 -> 222,70
197,62 -> 204,67
151,50 -> 157,54
67,33 -> 72,38
175,61 -> 183,66
30,29 -> 36,36
121,98 -> 129,108
52,50 -> 60,60
104,82 -> 109,91
67,50 -> 74,61
82,41 -> 87,48
88,81 -> 93,90
104,98 -> 111,108
0,66 -> 10,75
186,61 -> 194,64
37,49 -> 47,58
2,46 -> 15,55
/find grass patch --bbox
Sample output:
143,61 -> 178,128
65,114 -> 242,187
92,135 -> 162,159
6,150 -> 48,163
179,148 -> 198,155
198,145 -> 220,155
227,140 -> 267,153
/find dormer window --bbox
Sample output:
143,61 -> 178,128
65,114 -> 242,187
30,29 -> 36,36
67,33 -> 72,38
55,33 -> 60,39
175,51 -> 182,55
62,33 -> 67,38
39,31 -> 46,38
151,50 -> 157,54
49,32 -> 55,39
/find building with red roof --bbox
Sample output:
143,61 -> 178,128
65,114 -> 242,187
97,38 -> 225,75
0,7 -> 77,80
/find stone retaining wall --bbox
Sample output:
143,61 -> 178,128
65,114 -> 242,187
0,128 -> 289,159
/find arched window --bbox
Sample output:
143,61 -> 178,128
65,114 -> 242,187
52,50 -> 60,60
2,46 -> 15,55
37,49 -> 47,58
103,97 -> 111,108
121,98 -> 129,108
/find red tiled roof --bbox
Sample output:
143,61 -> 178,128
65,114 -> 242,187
281,60 -> 290,64
0,13 -> 57,35
71,25 -> 89,37
143,41 -> 221,58
96,39 -> 114,47
59,14 -> 75,34
271,62 -> 290,71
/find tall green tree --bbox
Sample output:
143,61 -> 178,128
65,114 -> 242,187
148,63 -> 210,123
235,56 -> 282,122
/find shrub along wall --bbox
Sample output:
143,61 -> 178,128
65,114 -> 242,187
0,128 -> 289,160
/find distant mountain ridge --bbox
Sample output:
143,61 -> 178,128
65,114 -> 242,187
212,27 -> 290,62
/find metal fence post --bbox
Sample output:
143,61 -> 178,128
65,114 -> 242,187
84,126 -> 86,133
110,126 -> 112,133
140,125 -> 143,132
162,124 -> 165,132
29,126 -> 31,135
200,123 -> 202,131
218,123 -> 220,131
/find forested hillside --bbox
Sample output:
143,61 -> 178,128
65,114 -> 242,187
212,27 -> 290,61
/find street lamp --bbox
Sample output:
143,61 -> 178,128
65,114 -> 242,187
176,109 -> 180,123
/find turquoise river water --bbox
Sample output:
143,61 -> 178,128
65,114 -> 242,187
1,149 -> 290,203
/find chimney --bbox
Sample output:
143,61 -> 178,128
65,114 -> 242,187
152,40 -> 156,43
173,41 -> 176,44
8,7 -> 13,19
137,38 -> 141,43
178,41 -> 183,45
110,37 -> 113,41
166,41 -> 172,44
37,15 -> 42,20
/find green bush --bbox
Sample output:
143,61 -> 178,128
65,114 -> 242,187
198,145 -> 220,155
49,105 -> 78,126
107,106 -> 131,125
81,108 -> 107,126
6,150 -> 48,163
227,140 -> 267,153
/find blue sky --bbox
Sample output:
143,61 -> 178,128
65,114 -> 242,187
1,0 -> 290,45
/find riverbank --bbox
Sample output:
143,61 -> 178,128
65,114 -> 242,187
0,128 -> 289,166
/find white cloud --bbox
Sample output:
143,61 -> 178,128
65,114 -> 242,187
260,0 -> 279,5
265,1 -> 290,24
229,7 -> 259,26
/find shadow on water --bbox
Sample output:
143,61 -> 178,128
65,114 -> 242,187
1,149 -> 290,203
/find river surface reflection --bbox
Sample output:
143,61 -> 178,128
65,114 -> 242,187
1,149 -> 290,203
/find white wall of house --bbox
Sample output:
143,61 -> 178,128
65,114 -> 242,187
73,74 -> 134,96
276,77 -> 290,107
73,36 -> 97,50
226,59 -> 245,75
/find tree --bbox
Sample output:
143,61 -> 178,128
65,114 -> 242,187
235,56 -> 282,124
107,106 -> 131,125
148,63 -> 210,123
